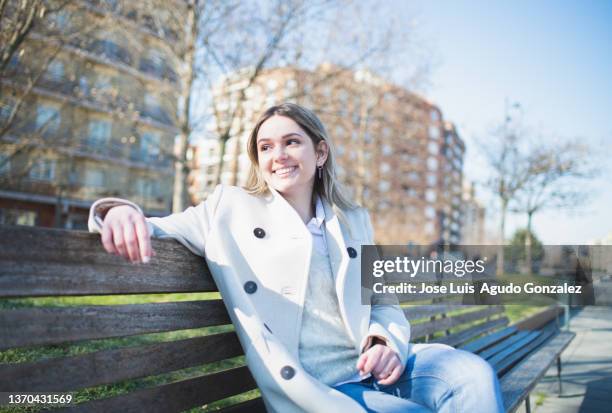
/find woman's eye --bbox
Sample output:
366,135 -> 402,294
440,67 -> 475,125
287,138 -> 300,145
260,145 -> 271,151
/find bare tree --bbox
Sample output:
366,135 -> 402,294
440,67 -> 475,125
512,140 -> 596,272
191,0 -> 429,200
198,1 -> 337,189
481,121 -> 530,275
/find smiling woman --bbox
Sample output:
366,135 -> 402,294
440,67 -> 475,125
88,103 -> 504,413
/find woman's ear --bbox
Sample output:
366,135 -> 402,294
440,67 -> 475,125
316,140 -> 329,166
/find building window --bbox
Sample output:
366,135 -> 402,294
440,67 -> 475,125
84,168 -> 104,187
378,181 -> 390,192
380,162 -> 390,174
65,214 -> 88,230
48,10 -> 70,30
335,125 -> 345,137
425,206 -> 436,219
36,104 -> 60,134
87,119 -> 111,148
382,144 -> 392,156
425,189 -> 436,203
144,93 -> 159,109
0,208 -> 38,226
139,131 -> 161,160
1,98 -> 14,121
266,79 -> 277,93
79,76 -> 89,96
93,74 -> 113,98
45,61 -> 64,82
29,158 -> 56,181
378,201 -> 390,210
284,79 -> 297,98
427,173 -> 437,187
428,125 -> 439,140
430,109 -> 440,122
135,177 -> 149,196
0,153 -> 10,174
424,221 -> 434,234
427,156 -> 438,171
428,141 -> 439,155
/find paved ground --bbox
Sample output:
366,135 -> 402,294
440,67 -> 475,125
531,301 -> 612,413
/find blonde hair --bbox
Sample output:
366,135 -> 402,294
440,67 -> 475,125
244,103 -> 357,213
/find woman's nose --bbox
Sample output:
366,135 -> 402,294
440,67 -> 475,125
273,145 -> 288,160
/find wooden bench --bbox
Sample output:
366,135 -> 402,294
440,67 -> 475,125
0,226 -> 574,412
405,303 -> 575,412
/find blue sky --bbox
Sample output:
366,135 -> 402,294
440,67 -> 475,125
404,0 -> 612,244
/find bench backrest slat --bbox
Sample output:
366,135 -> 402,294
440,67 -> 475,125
435,317 -> 509,347
0,300 -> 230,350
217,398 -> 267,413
403,304 -> 468,320
408,305 -> 504,341
56,366 -> 257,413
479,330 -> 532,361
0,332 -> 242,392
460,326 -> 518,354
493,327 -> 558,375
0,226 -> 216,297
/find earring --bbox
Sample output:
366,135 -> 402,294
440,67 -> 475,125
318,165 -> 323,179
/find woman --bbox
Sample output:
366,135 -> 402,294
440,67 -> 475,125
89,103 -> 503,413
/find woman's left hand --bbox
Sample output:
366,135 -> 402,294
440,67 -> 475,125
356,344 -> 404,385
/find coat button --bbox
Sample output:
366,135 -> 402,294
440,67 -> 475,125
347,247 -> 357,258
280,365 -> 295,380
253,227 -> 266,238
244,281 -> 257,294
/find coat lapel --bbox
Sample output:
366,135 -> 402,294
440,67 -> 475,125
267,188 -> 312,357
322,200 -> 360,342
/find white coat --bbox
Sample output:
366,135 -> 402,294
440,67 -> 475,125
89,185 -> 411,413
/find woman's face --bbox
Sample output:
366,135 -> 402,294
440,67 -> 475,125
256,115 -> 325,199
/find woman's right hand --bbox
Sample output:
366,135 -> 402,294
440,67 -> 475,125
101,205 -> 152,264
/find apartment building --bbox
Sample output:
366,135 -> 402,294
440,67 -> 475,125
0,0 -> 184,228
189,64 -> 465,245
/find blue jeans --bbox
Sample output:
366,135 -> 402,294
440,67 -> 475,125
334,343 -> 504,413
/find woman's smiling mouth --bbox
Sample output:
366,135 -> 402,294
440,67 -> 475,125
274,166 -> 298,176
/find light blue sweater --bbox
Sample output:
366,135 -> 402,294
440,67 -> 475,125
298,247 -> 361,386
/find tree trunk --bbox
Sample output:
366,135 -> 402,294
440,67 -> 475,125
172,133 -> 189,212
497,198 -> 507,276
214,136 -> 228,186
171,1 -> 196,213
526,211 -> 533,275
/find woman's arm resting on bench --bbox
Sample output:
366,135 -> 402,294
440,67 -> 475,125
88,185 -> 224,261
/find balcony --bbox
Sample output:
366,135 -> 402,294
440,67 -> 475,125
87,39 -> 133,66
139,58 -> 178,83
139,106 -> 174,126
129,147 -> 172,168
